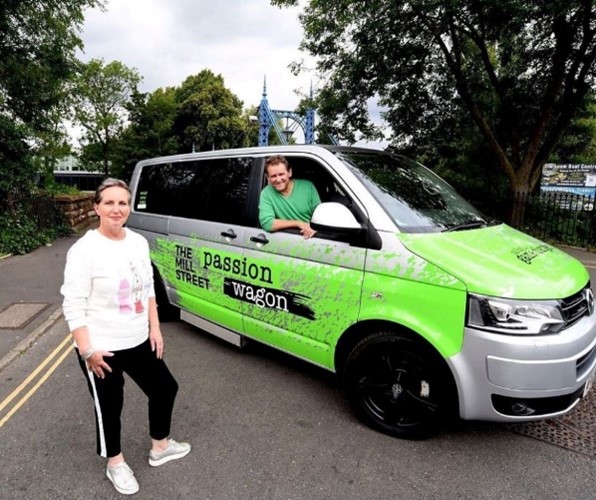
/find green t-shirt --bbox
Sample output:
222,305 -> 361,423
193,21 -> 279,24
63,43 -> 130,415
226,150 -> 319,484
258,179 -> 321,231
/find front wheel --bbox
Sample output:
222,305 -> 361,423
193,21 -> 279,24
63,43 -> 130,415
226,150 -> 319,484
343,331 -> 455,439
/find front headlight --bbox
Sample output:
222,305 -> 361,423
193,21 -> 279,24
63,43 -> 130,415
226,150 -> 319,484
467,294 -> 564,335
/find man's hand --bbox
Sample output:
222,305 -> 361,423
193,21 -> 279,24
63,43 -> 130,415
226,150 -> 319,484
298,222 -> 316,239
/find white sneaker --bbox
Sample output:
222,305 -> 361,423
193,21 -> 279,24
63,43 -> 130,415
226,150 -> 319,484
148,439 -> 191,466
106,461 -> 139,495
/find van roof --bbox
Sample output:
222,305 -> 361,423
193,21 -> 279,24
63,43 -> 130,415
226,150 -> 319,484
134,144 -> 389,167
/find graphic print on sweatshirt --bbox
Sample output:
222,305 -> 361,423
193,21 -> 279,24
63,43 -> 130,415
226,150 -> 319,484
118,262 -> 146,314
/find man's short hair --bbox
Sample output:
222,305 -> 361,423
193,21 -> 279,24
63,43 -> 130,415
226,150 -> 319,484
265,155 -> 290,173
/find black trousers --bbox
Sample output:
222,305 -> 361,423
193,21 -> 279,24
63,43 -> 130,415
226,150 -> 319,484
76,339 -> 179,458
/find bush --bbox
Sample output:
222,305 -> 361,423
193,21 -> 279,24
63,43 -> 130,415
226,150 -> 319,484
0,205 -> 72,256
42,178 -> 81,196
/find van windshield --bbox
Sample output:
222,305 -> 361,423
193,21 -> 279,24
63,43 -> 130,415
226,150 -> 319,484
338,151 -> 493,233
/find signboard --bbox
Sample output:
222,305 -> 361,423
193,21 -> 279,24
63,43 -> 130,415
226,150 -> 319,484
541,163 -> 596,210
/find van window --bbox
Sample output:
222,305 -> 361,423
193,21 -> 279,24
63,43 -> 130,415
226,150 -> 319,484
135,157 -> 252,224
339,151 -> 489,233
286,157 -> 350,205
257,156 -> 359,239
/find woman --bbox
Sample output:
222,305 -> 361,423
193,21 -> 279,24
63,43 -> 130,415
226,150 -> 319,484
61,178 -> 190,495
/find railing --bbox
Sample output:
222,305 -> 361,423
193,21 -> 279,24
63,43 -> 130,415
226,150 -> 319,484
0,194 -> 64,230
476,191 -> 596,249
4,188 -> 596,249
51,172 -> 104,191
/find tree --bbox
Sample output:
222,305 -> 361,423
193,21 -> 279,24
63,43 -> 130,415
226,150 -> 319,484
0,116 -> 34,208
0,0 -> 105,199
273,0 -> 596,218
71,58 -> 141,176
173,70 -> 246,152
112,88 -> 180,181
32,84 -> 75,180
295,94 -> 337,145
551,93 -> 596,163
114,72 -> 252,178
241,105 -> 262,148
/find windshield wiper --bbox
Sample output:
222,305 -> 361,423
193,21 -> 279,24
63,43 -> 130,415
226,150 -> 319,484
442,219 -> 488,232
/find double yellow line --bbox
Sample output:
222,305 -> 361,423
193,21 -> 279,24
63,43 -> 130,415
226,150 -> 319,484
0,333 -> 73,428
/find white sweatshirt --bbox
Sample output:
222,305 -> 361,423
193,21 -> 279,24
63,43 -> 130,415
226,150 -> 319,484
61,228 -> 156,351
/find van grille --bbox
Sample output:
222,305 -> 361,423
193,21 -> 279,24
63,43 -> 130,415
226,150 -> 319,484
560,285 -> 592,330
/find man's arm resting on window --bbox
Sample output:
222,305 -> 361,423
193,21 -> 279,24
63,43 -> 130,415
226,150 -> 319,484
271,219 -> 316,239
271,219 -> 306,231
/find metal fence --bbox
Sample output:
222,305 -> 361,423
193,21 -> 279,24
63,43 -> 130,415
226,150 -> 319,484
28,194 -> 65,229
51,172 -> 104,191
477,191 -> 596,249
3,188 -> 596,249
0,193 -> 64,230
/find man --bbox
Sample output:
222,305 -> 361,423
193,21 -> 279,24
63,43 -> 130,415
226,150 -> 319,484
258,155 -> 321,239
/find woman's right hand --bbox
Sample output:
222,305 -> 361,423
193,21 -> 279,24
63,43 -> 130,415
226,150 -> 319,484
86,351 -> 114,379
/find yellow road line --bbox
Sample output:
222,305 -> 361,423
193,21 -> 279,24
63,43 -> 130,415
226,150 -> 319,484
0,333 -> 73,428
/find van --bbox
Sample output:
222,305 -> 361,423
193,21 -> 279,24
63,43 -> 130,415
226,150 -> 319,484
127,145 -> 596,439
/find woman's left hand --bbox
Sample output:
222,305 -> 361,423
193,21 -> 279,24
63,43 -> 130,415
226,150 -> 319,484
150,327 -> 164,359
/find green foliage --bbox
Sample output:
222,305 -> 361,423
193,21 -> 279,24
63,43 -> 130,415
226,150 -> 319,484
42,178 -> 81,196
71,58 -> 142,176
0,206 -> 72,256
173,70 -> 246,152
0,0 -> 105,223
398,99 -> 509,205
273,0 -> 596,205
242,106 -> 262,148
550,94 -> 596,164
111,87 -> 180,181
115,69 -> 251,177
0,0 -> 105,130
0,117 -> 36,199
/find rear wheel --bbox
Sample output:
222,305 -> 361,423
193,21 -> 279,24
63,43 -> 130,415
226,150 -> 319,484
343,331 -> 454,439
153,269 -> 180,322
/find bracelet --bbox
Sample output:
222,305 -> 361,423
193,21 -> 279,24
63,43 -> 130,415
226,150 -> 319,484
80,349 -> 95,361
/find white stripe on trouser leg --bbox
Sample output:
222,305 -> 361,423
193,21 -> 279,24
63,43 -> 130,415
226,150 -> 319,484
86,369 -> 107,457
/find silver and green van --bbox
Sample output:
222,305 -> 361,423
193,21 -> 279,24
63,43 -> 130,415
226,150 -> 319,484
127,145 -> 596,438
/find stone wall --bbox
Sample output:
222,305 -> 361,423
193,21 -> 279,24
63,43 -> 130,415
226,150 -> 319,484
55,193 -> 98,233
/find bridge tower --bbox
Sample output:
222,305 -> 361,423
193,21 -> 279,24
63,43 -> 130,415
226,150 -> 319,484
257,78 -> 315,146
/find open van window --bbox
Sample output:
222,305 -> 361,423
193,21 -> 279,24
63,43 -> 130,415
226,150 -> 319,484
258,155 -> 360,240
339,151 -> 492,233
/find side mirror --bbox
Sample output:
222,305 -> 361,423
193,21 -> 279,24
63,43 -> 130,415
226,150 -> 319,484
311,202 -> 361,233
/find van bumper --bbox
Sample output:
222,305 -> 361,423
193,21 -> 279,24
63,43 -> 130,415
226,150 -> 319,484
448,312 -> 596,421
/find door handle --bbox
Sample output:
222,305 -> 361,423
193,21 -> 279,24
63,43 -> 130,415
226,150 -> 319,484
221,229 -> 237,239
250,233 -> 269,245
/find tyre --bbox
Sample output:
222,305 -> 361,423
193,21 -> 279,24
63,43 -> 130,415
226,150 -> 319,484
343,331 -> 455,439
153,268 -> 180,322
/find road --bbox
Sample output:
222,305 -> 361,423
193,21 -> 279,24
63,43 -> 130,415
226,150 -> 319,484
1,314 -> 595,499
0,237 -> 595,499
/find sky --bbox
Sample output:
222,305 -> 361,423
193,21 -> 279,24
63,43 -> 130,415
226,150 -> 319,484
79,0 -> 316,115
77,0 -> 387,148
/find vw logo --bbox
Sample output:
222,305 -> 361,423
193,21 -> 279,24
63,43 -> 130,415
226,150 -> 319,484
391,383 -> 403,399
585,288 -> 595,316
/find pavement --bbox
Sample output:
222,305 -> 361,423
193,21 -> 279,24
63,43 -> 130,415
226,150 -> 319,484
0,233 -> 82,372
0,233 -> 595,456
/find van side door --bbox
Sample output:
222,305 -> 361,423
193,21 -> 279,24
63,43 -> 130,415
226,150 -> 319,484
133,156 -> 255,334
239,155 -> 368,370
